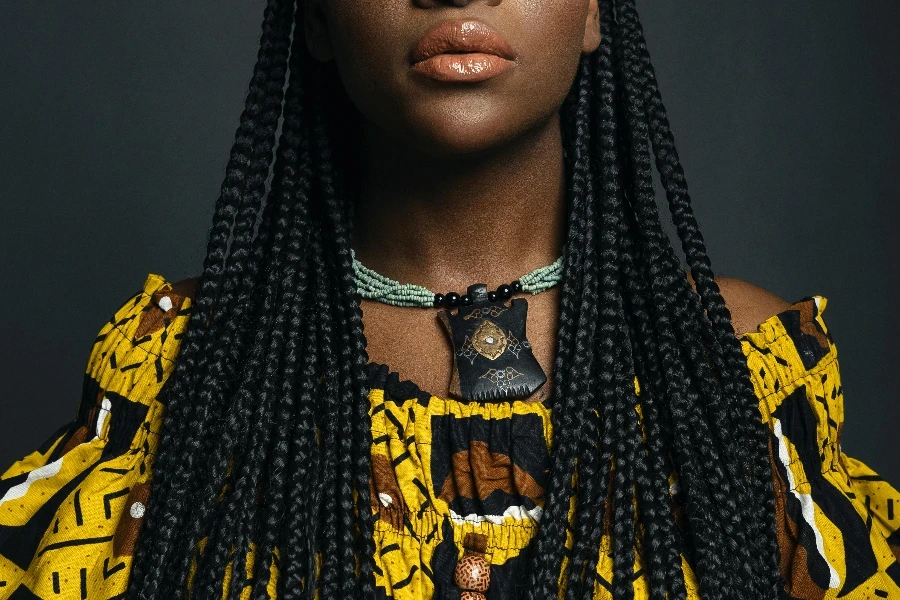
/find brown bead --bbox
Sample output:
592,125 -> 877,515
454,554 -> 491,592
463,532 -> 488,554
460,593 -> 486,600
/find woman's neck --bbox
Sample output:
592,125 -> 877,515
352,113 -> 567,294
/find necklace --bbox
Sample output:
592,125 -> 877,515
351,248 -> 563,308
351,249 -> 564,402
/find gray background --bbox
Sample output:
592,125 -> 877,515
1,3 -> 897,481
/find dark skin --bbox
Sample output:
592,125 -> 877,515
177,0 -> 792,401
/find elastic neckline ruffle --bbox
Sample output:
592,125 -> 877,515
361,294 -> 829,404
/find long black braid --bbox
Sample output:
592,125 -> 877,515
128,1 -> 782,598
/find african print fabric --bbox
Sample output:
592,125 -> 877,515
0,274 -> 898,599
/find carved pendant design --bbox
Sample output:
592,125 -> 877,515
470,320 -> 507,360
438,284 -> 547,402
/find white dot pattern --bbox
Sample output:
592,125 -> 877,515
158,296 -> 173,312
129,501 -> 145,519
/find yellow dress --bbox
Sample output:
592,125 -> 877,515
0,274 -> 898,600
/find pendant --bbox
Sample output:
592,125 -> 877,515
438,284 -> 547,402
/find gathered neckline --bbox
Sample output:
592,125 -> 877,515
362,294 -> 827,405
138,274 -> 827,407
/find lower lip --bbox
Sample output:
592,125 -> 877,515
410,53 -> 515,83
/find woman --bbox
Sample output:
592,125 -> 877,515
0,0 -> 897,599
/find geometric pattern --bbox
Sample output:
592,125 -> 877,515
478,366 -> 525,392
737,296 -> 900,600
504,330 -> 531,359
462,306 -> 508,321
470,319 -> 507,360
2,275 -> 899,600
367,294 -> 900,599
0,274 -> 193,599
456,336 -> 480,366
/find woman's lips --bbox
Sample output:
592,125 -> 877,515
410,20 -> 517,83
411,53 -> 515,83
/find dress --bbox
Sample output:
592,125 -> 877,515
0,273 -> 898,599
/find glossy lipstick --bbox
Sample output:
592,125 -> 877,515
410,20 -> 517,83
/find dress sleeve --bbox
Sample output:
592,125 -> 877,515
741,295 -> 900,599
0,274 -> 191,599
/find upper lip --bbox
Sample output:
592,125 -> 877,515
410,19 -> 517,65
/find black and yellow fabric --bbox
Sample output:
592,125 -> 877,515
1,273 -> 898,599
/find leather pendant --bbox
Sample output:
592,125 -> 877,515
438,284 -> 546,402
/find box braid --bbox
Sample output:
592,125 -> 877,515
627,10 -> 782,595
128,0 -> 781,598
128,0 -> 298,596
525,1 -> 782,598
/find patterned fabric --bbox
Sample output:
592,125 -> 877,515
0,273 -> 898,599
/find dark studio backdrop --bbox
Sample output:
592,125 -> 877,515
1,3 -> 898,483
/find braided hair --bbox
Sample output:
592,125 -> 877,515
128,1 -> 782,598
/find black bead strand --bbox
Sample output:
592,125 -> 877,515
433,278 -> 526,308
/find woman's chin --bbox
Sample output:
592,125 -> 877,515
400,116 -> 535,159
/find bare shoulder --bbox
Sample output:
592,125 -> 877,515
685,270 -> 792,338
715,277 -> 792,337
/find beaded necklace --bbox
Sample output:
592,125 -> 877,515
351,248 -> 563,308
351,248 -> 564,402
